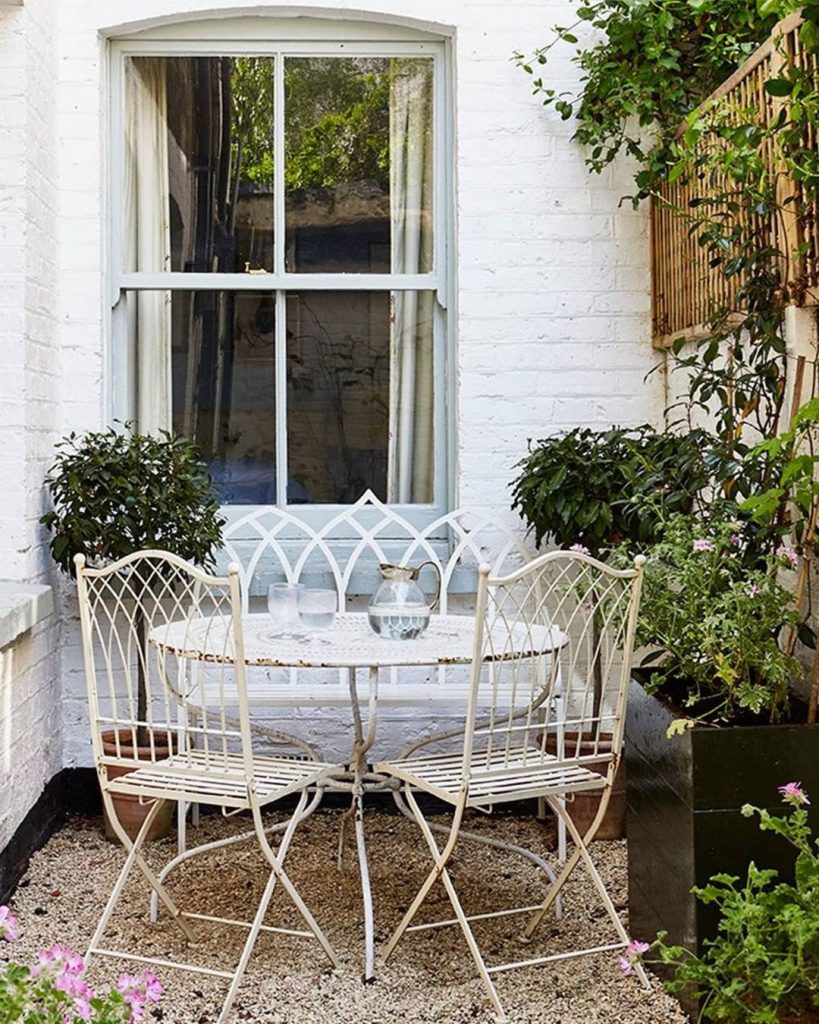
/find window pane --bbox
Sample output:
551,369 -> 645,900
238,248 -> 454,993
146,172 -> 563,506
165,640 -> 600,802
284,57 -> 434,274
286,291 -> 435,504
126,289 -> 280,504
123,57 -> 275,274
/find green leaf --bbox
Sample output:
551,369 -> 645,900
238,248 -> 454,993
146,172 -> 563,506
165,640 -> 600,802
764,78 -> 795,97
666,718 -> 696,738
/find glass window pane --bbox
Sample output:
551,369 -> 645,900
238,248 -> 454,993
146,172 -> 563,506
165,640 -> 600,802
126,289 -> 280,504
123,57 -> 275,274
284,57 -> 434,274
286,291 -> 435,503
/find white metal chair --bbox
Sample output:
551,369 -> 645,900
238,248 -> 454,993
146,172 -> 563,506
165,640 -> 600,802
374,550 -> 649,1020
74,550 -> 340,1024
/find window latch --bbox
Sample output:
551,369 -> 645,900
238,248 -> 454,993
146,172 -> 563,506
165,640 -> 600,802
244,263 -> 270,275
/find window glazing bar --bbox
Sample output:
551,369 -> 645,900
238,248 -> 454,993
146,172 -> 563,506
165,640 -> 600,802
115,273 -> 440,293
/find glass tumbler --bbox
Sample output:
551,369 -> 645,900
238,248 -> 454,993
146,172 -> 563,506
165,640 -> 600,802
297,588 -> 338,637
267,582 -> 305,637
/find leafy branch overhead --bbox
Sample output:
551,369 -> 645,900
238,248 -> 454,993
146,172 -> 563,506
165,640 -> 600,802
514,0 -> 817,187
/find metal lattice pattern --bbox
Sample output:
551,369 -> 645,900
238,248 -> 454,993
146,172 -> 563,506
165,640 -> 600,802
222,489 -> 533,612
75,549 -> 335,801
375,551 -> 649,1020
74,550 -> 340,1024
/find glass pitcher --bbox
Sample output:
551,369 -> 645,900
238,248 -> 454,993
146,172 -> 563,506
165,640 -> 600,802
367,561 -> 442,640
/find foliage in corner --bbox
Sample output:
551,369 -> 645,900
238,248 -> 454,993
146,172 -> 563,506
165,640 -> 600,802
632,783 -> 819,1023
631,510 -> 801,724
514,0 -> 811,187
40,427 -> 225,576
510,425 -> 709,553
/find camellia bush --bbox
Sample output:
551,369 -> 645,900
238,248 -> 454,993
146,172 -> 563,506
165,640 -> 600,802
40,426 -> 225,577
0,906 -> 162,1023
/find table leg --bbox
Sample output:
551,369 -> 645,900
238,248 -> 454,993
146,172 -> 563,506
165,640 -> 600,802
346,665 -> 379,982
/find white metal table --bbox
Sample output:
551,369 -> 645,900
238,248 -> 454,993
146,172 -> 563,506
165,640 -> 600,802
151,612 -> 564,980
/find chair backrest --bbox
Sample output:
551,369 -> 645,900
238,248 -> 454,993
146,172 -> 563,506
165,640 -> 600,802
464,550 -> 646,782
75,550 -> 252,780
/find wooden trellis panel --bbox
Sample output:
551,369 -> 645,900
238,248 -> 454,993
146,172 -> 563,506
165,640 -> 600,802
651,13 -> 816,348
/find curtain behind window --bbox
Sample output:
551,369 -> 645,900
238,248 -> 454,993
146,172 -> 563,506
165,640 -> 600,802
124,58 -> 172,434
387,60 -> 435,504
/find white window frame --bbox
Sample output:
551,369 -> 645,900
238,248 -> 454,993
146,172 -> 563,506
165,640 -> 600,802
108,18 -> 455,533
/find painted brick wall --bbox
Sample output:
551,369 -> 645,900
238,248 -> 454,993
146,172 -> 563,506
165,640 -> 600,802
0,0 -> 63,850
6,1 -> 666,777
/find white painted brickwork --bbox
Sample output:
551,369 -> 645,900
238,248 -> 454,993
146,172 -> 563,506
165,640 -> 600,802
0,1 -> 665,808
0,0 -> 63,849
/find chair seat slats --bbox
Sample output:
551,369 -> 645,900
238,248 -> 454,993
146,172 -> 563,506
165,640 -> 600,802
105,749 -> 335,808
375,748 -> 608,807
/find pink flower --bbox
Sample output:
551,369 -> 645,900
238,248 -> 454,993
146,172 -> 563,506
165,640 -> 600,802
777,545 -> 799,568
0,905 -> 18,942
627,939 -> 650,956
118,970 -> 163,1021
569,543 -> 591,556
619,938 -> 649,975
692,539 -> 715,552
730,534 -> 742,547
745,583 -> 762,598
779,781 -> 810,806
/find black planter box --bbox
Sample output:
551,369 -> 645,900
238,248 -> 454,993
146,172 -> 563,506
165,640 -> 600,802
626,678 -> 819,962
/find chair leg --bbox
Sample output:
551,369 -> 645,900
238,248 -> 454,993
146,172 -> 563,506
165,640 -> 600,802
386,789 -> 507,1021
250,797 -> 340,970
383,787 -> 458,960
547,794 -> 651,991
217,790 -> 314,1024
87,795 -> 193,965
522,784 -> 614,942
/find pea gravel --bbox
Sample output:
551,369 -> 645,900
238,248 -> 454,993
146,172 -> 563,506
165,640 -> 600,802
2,809 -> 688,1023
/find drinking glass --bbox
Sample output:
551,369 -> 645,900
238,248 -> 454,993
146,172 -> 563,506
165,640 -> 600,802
298,588 -> 337,639
266,582 -> 304,638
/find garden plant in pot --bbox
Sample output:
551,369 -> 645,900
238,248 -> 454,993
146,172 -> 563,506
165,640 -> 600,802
510,425 -> 708,838
516,0 -> 819,1015
41,427 -> 224,842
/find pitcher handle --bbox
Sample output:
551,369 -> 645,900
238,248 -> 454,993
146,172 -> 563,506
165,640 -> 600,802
417,560 -> 443,612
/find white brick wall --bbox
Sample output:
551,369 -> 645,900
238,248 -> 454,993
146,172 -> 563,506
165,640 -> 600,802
3,1 -> 666,787
0,0 -> 63,848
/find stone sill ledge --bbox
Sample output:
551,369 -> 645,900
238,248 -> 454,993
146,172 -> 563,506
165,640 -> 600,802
0,582 -> 53,650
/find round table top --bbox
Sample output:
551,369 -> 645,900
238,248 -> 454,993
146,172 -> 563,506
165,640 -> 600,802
150,612 -> 566,670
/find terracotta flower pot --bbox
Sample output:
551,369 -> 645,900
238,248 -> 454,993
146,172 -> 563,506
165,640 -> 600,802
544,731 -> 626,840
101,730 -> 175,844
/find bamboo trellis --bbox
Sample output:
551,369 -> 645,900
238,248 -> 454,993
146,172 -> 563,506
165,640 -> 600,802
651,12 -> 819,348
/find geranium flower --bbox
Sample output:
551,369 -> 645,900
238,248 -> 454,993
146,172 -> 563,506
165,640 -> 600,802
618,938 -> 649,974
569,543 -> 591,556
0,905 -> 18,942
778,781 -> 810,806
692,539 -> 715,552
118,970 -> 164,1021
745,583 -> 761,598
777,545 -> 799,568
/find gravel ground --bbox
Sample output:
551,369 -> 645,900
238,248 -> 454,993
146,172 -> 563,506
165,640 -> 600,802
1,808 -> 688,1023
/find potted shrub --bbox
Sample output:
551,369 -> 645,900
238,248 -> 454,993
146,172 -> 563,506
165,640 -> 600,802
510,424 -> 708,837
623,502 -> 819,1007
41,427 -> 224,841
